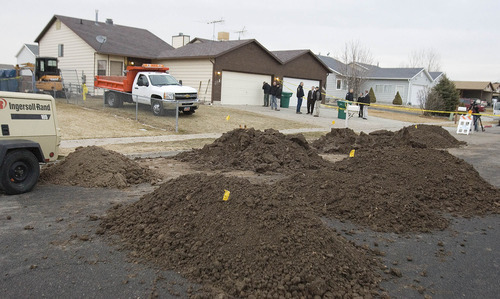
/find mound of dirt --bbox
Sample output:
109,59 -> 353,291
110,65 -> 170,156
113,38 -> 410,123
100,174 -> 382,298
40,146 -> 159,188
277,147 -> 500,233
313,125 -> 466,154
175,128 -> 330,173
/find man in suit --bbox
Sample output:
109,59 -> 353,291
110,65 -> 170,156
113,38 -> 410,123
296,82 -> 304,114
307,86 -> 315,114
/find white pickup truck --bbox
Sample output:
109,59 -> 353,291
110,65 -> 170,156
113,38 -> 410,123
94,64 -> 200,116
0,91 -> 60,194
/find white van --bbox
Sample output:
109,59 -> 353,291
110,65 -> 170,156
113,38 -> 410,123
0,91 -> 60,194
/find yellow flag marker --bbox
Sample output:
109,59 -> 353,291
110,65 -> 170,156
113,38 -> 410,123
415,125 -> 418,129
226,115 -> 230,121
222,189 -> 230,201
331,120 -> 335,125
349,149 -> 355,158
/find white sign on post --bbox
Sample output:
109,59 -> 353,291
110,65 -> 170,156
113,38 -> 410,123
456,115 -> 473,135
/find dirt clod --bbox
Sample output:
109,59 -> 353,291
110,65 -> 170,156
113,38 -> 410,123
277,147 -> 500,233
175,128 -> 329,173
101,173 -> 383,298
40,146 -> 160,188
312,125 -> 466,154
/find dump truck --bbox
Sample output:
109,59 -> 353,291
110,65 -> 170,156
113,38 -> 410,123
0,91 -> 60,194
94,64 -> 199,116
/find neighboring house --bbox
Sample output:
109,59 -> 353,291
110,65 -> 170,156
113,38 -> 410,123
318,55 -> 443,106
35,15 -> 173,93
155,39 -> 330,105
16,44 -> 39,65
16,44 -> 39,76
453,81 -> 494,104
492,82 -> 499,100
34,15 -> 330,105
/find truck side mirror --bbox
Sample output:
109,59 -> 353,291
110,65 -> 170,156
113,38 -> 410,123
179,80 -> 183,86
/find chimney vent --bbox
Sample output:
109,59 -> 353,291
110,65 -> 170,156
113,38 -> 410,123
95,9 -> 99,25
106,18 -> 113,25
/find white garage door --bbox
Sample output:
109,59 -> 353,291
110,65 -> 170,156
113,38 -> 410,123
282,77 -> 320,108
409,84 -> 426,106
221,71 -> 272,105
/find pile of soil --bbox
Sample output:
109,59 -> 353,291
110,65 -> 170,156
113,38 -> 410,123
40,146 -> 159,188
313,125 -> 466,154
277,147 -> 500,233
101,174 -> 382,298
175,128 -> 329,173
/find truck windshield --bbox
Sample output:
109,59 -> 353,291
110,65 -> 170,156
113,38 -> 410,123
149,74 -> 179,86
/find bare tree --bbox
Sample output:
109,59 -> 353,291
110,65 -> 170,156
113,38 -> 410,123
338,40 -> 373,96
405,48 -> 441,72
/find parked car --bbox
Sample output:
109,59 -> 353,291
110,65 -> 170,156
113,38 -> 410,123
459,98 -> 485,112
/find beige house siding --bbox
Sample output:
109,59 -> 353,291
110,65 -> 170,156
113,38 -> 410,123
38,21 -> 96,92
154,59 -> 213,102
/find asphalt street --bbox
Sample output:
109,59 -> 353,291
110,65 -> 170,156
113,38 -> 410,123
1,106 -> 499,298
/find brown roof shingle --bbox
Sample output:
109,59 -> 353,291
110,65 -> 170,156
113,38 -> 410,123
453,81 -> 494,91
36,15 -> 173,59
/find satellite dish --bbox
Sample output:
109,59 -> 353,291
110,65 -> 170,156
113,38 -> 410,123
96,35 -> 107,51
96,35 -> 107,44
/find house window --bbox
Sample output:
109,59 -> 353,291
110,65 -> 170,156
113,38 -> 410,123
97,60 -> 107,76
375,85 -> 383,93
110,61 -> 124,76
384,85 -> 393,93
58,44 -> 64,57
336,79 -> 342,90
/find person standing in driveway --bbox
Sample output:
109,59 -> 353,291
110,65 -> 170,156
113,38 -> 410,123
262,81 -> 271,107
362,89 -> 370,119
346,88 -> 354,103
296,82 -> 304,114
313,87 -> 322,117
275,83 -> 282,111
357,91 -> 365,118
307,86 -> 315,114
270,81 -> 278,110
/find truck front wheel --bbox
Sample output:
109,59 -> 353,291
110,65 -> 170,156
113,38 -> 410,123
0,150 -> 40,195
106,91 -> 123,108
151,100 -> 164,116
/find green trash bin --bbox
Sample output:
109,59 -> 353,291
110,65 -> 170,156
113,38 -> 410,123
280,92 -> 292,108
337,100 -> 346,119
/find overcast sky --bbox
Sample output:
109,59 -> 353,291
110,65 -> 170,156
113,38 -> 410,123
2,0 -> 499,81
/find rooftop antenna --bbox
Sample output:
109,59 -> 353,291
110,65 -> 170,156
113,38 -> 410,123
207,18 -> 224,41
234,26 -> 247,40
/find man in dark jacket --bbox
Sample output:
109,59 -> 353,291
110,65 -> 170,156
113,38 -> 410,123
262,81 -> 271,107
275,83 -> 282,111
296,82 -> 304,114
358,91 -> 365,118
307,86 -> 315,114
346,88 -> 354,103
